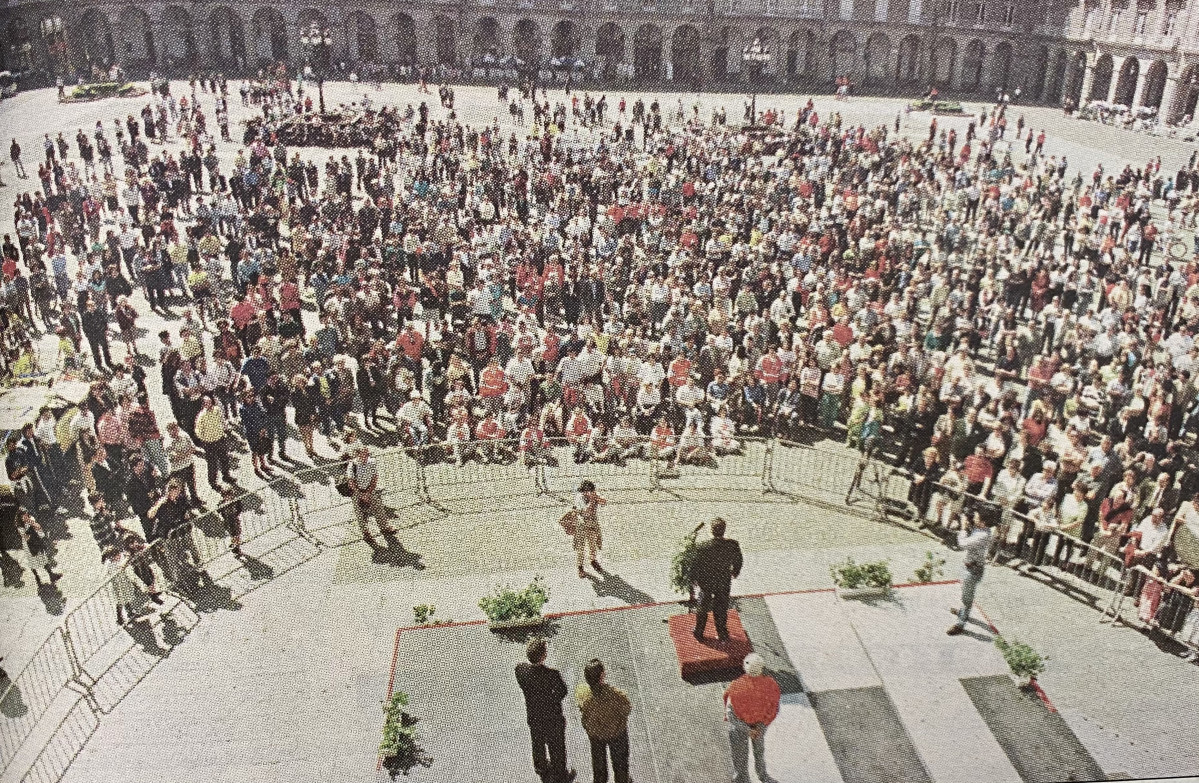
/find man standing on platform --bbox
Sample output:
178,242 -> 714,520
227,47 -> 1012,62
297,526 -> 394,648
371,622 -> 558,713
692,517 -> 743,642
723,652 -> 780,783
515,638 -> 577,783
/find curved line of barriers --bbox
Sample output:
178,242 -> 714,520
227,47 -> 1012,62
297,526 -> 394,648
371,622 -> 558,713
4,435 -> 1189,782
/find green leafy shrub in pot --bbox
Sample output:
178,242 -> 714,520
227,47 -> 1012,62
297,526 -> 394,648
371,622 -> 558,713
914,551 -> 946,583
380,691 -> 432,776
994,636 -> 1047,683
670,523 -> 705,596
830,557 -> 893,590
478,576 -> 550,623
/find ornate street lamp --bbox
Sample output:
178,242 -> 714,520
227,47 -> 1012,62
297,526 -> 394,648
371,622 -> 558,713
300,22 -> 333,113
743,36 -> 771,125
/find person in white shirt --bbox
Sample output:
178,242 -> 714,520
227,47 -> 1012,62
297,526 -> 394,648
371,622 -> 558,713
710,409 -> 741,455
443,410 -> 476,466
1125,507 -> 1174,597
612,416 -> 644,461
988,459 -> 1027,561
675,376 -> 706,427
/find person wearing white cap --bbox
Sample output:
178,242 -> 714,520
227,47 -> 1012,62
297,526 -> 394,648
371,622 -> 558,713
723,652 -> 780,783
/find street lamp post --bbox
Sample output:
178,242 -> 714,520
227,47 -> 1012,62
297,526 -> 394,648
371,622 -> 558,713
742,37 -> 771,126
300,22 -> 333,113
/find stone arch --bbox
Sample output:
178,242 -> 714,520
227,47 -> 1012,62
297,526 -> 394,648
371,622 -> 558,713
344,11 -> 377,63
392,13 -> 416,66
961,38 -> 985,90
671,24 -> 702,86
474,17 -> 503,61
786,30 -> 816,79
595,22 -> 624,78
632,23 -> 662,81
932,36 -> 956,87
161,6 -> 197,66
1171,63 -> 1199,123
550,20 -> 579,59
75,7 -> 115,67
513,18 -> 541,67
1113,56 -> 1139,106
864,31 -> 891,85
251,8 -> 287,64
1064,50 -> 1088,106
209,7 -> 244,68
1029,44 -> 1049,99
118,7 -> 155,64
989,40 -> 1012,91
711,26 -> 732,81
896,33 -> 920,84
3,17 -> 33,71
1090,53 -> 1113,102
1045,49 -> 1068,104
1142,59 -> 1168,111
432,15 -> 455,66
829,30 -> 857,83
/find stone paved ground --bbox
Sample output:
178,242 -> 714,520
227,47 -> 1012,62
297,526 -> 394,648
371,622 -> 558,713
2,82 -> 1199,782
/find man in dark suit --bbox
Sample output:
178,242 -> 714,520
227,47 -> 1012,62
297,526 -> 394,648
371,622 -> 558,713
691,517 -> 744,642
515,638 -> 576,783
1136,471 -> 1180,520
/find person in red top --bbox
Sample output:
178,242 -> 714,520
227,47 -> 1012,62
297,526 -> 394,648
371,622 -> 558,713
565,406 -> 593,463
755,352 -> 782,405
478,357 -> 508,415
723,653 -> 781,783
475,411 -> 512,463
396,323 -> 425,377
668,352 -> 692,389
961,444 -> 995,497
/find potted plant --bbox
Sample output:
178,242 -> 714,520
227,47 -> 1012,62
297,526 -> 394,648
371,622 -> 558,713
994,635 -> 1047,686
479,576 -> 550,630
831,557 -> 893,599
413,604 -> 451,627
913,551 -> 946,584
379,691 -> 432,777
670,523 -> 706,604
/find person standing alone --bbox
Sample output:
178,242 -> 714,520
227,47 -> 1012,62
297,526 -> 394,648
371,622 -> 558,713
947,510 -> 994,635
576,659 -> 632,783
691,517 -> 743,642
515,638 -> 577,783
723,652 -> 780,783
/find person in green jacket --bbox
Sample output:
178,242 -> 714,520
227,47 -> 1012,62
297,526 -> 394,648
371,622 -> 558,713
576,659 -> 632,783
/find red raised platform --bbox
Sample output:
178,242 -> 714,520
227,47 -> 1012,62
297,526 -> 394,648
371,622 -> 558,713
667,610 -> 753,679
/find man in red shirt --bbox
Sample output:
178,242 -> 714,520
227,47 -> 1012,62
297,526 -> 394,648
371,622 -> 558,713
723,653 -> 781,783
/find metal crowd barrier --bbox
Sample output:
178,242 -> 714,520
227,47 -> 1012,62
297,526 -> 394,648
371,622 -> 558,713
0,435 -> 1167,783
1105,565 -> 1199,655
899,476 -> 1131,609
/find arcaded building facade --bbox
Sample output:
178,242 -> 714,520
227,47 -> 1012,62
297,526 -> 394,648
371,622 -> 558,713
2,0 -> 1199,120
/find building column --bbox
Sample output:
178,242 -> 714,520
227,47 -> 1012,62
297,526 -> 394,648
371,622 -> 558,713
1079,60 -> 1096,103
1161,74 -> 1181,122
1130,58 -> 1149,107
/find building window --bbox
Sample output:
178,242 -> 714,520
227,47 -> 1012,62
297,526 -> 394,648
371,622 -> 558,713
1134,10 -> 1148,35
1109,9 -> 1121,32
799,0 -> 819,16
841,0 -> 854,19
909,0 -> 923,23
1003,4 -> 1014,26
941,0 -> 959,22
1084,8 -> 1098,31
876,0 -> 888,21
1164,10 -> 1179,36
975,2 -> 985,24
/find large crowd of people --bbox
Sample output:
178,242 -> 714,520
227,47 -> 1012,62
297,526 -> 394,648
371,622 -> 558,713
1,68 -> 1198,657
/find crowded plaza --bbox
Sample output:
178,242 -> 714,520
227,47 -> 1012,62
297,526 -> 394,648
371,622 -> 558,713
2,53 -> 1199,782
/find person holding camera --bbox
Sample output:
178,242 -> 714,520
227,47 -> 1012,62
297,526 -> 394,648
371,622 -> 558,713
947,510 -> 995,635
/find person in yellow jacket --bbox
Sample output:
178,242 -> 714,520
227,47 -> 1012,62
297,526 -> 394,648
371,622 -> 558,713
576,659 -> 632,783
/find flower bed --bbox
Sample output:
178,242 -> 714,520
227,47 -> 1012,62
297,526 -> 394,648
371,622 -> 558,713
62,82 -> 147,103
